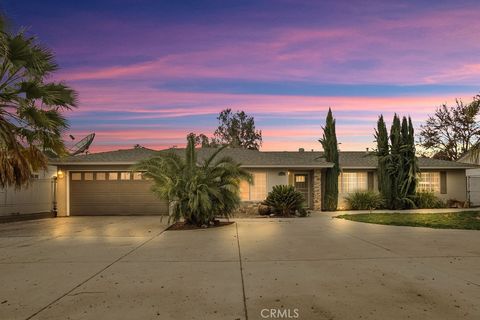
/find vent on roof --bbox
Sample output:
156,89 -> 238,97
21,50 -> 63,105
299,148 -> 305,152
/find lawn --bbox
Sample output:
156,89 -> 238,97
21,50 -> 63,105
335,211 -> 480,230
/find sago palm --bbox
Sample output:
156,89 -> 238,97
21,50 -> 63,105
0,15 -> 77,188
134,134 -> 252,226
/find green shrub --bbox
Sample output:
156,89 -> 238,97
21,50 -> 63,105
413,192 -> 446,209
344,191 -> 384,210
263,185 -> 305,216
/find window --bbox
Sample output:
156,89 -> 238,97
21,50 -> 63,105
339,172 -> 368,193
418,172 -> 440,193
295,175 -> 306,183
96,172 -> 106,181
120,172 -> 131,180
71,173 -> 82,181
108,172 -> 118,180
239,180 -> 250,200
84,172 -> 94,181
250,172 -> 267,201
133,172 -> 143,180
239,172 -> 267,201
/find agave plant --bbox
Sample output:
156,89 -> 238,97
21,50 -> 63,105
263,185 -> 305,216
134,134 -> 252,226
0,15 -> 77,188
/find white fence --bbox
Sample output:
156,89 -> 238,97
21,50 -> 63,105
0,167 -> 56,217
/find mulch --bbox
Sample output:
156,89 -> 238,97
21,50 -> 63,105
166,221 -> 234,231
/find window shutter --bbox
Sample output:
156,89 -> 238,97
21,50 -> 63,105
367,172 -> 374,191
440,171 -> 447,194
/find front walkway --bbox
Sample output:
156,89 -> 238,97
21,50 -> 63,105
0,215 -> 479,319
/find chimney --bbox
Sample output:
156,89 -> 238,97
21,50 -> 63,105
298,148 -> 305,152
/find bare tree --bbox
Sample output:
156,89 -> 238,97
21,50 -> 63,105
418,95 -> 480,160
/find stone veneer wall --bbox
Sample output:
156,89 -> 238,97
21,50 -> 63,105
313,169 -> 322,210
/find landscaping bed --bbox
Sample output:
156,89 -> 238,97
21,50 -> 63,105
335,211 -> 480,230
167,221 -> 234,231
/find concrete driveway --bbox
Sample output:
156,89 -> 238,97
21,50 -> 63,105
0,215 -> 479,320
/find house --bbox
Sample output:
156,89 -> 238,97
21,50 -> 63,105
48,147 -> 475,216
457,152 -> 480,206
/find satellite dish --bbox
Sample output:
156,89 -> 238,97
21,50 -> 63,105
68,133 -> 95,156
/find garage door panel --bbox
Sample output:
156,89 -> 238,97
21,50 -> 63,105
70,174 -> 168,216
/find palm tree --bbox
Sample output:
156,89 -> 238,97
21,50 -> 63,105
134,134 -> 252,226
0,15 -> 77,188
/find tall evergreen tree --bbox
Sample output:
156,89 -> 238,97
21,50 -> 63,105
375,115 -> 391,208
377,114 -> 418,209
319,108 -> 339,211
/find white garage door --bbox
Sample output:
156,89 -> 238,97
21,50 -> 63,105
467,176 -> 480,207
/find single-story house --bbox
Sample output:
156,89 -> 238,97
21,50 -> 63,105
457,151 -> 480,206
48,147 -> 475,216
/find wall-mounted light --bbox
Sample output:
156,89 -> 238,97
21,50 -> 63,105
57,170 -> 64,179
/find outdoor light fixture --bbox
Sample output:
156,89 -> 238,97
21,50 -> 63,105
57,170 -> 64,179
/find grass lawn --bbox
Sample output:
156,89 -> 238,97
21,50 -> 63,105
335,211 -> 480,230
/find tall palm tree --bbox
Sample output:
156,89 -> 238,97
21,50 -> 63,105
0,15 -> 77,188
134,134 -> 252,226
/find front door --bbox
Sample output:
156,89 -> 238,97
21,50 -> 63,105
294,173 -> 310,207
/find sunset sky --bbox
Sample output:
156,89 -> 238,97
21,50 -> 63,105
3,0 -> 480,152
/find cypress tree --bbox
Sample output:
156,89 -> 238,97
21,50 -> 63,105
375,115 -> 391,208
389,114 -> 402,209
375,114 -> 419,210
319,108 -> 339,211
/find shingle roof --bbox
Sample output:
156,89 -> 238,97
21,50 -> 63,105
52,147 -> 476,169
337,151 -> 477,169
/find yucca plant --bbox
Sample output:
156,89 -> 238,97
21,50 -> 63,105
345,191 -> 385,210
263,185 -> 305,216
0,15 -> 77,188
134,134 -> 252,226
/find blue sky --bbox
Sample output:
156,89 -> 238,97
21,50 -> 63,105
2,0 -> 479,151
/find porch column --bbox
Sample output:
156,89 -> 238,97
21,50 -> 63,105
313,169 -> 322,210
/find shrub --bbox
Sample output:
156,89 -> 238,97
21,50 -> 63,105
134,134 -> 251,226
414,192 -> 446,209
344,191 -> 384,210
263,185 -> 305,216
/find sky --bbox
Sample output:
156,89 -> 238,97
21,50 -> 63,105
2,0 -> 480,152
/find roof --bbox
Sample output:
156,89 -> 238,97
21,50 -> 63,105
337,151 -> 477,169
52,147 -> 477,170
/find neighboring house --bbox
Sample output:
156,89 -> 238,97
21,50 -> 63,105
49,147 -> 475,216
457,152 -> 480,206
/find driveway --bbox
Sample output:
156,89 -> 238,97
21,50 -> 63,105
0,215 -> 479,320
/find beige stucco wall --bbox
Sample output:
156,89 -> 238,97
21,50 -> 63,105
337,169 -> 467,210
438,170 -> 467,202
337,170 -> 377,210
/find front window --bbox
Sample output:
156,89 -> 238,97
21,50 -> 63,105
250,172 -> 267,200
239,172 -> 267,201
418,172 -> 440,193
339,172 -> 368,193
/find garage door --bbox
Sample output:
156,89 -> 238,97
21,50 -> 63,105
467,176 -> 480,207
69,171 -> 168,215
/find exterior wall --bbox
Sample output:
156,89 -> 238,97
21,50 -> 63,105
266,169 -> 289,192
337,170 -> 377,210
336,169 -> 467,210
0,166 -> 57,217
313,169 -> 322,210
440,170 -> 467,202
